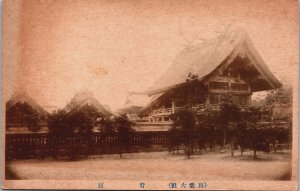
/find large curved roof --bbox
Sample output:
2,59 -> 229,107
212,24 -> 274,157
145,31 -> 282,96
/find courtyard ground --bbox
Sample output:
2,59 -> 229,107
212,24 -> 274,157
6,149 -> 292,181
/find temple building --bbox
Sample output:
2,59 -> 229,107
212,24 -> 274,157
64,90 -> 113,117
63,90 -> 113,132
6,92 -> 49,134
137,31 -> 282,128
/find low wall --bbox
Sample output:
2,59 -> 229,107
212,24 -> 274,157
6,132 -> 169,160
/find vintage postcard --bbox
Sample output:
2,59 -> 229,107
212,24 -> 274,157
2,0 -> 298,190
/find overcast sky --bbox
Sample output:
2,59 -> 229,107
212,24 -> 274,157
3,0 -> 298,111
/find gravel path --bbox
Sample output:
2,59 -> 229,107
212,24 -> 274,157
6,150 -> 292,181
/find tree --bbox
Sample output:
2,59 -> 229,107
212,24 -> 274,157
25,111 -> 41,132
167,73 -> 208,157
114,114 -> 135,158
170,109 -> 196,158
265,85 -> 292,106
48,110 -> 72,136
195,122 -> 210,154
243,106 -> 262,159
47,110 -> 72,159
47,107 -> 103,160
68,109 -> 95,159
168,127 -> 183,154
254,85 -> 292,122
69,105 -> 107,133
218,95 -> 242,156
98,117 -> 115,134
235,122 -> 248,156
195,109 -> 219,153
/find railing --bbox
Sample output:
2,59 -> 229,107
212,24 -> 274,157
149,103 -> 251,119
6,123 -> 48,128
150,104 -> 207,116
191,104 -> 206,112
209,104 -> 220,110
136,121 -> 173,125
6,132 -> 169,160
209,104 -> 250,111
150,108 -> 173,116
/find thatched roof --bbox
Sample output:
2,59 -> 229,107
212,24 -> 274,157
64,90 -> 112,116
145,31 -> 282,96
6,92 -> 49,116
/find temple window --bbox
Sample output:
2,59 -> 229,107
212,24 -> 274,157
231,83 -> 248,91
209,81 -> 229,90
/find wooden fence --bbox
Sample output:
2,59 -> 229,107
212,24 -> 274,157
5,127 -> 292,160
6,132 -> 169,160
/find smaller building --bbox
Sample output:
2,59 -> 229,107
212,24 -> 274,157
6,92 -> 49,134
64,90 -> 113,116
63,90 -> 113,132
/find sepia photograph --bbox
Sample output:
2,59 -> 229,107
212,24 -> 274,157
2,0 -> 298,190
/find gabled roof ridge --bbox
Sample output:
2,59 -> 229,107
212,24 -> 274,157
180,30 -> 246,52
6,92 -> 49,115
64,90 -> 113,116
